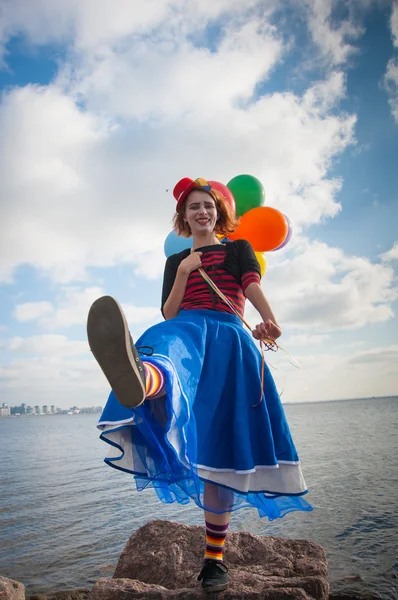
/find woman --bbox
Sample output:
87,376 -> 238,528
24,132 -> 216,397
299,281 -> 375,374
87,177 -> 312,594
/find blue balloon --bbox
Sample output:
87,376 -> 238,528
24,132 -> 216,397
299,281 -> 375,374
164,230 -> 192,257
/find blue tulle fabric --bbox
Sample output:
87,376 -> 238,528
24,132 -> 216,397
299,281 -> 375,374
97,309 -> 313,520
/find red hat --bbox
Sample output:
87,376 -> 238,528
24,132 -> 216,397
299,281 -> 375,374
173,177 -> 212,212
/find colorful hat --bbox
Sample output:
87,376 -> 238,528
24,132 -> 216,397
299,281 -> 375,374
173,177 -> 212,211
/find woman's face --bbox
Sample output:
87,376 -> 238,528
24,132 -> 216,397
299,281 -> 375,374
184,190 -> 218,235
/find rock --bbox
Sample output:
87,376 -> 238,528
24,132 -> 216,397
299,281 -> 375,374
329,595 -> 381,600
89,520 -> 329,599
90,577 -> 317,599
0,576 -> 25,600
28,590 -> 90,600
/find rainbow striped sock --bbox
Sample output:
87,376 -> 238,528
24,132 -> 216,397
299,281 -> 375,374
143,362 -> 165,398
204,520 -> 229,563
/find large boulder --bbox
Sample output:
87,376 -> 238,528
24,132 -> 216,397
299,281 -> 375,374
89,520 -> 329,599
28,590 -> 90,600
0,576 -> 25,600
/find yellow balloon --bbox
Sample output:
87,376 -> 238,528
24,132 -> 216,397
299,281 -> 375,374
255,252 -> 267,278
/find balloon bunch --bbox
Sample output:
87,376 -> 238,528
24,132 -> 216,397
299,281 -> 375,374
164,175 -> 293,277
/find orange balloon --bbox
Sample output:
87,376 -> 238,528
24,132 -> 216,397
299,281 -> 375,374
229,206 -> 288,252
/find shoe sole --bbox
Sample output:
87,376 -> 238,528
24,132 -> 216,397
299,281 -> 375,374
203,583 -> 229,593
87,296 -> 146,408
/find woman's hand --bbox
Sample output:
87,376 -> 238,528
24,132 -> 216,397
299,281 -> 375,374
252,319 -> 282,341
178,251 -> 203,276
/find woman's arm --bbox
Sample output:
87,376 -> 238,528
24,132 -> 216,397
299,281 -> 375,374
244,281 -> 282,340
162,252 -> 203,320
163,268 -> 190,320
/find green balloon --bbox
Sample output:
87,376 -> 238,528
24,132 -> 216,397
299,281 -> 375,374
227,174 -> 265,216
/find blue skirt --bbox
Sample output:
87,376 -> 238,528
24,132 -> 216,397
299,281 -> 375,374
97,309 -> 312,520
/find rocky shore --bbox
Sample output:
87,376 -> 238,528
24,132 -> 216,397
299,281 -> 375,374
0,520 -> 380,599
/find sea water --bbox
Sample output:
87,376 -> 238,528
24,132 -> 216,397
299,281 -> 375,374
1,397 -> 397,599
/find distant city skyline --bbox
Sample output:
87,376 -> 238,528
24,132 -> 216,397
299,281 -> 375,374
0,402 -> 102,417
1,396 -> 397,419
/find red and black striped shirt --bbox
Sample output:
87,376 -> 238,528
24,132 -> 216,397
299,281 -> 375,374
161,240 -> 261,318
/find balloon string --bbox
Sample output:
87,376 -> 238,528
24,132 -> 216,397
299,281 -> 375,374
198,267 -> 252,329
197,267 -> 300,405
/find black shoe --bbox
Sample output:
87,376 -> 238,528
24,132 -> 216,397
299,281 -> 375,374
197,561 -> 229,594
87,296 -> 146,408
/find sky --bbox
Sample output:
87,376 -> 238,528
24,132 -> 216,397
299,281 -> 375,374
0,0 -> 397,409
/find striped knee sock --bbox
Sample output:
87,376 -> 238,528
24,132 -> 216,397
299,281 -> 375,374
143,362 -> 165,398
204,520 -> 229,563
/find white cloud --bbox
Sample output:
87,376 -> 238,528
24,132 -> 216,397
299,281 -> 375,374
0,0 -> 278,71
246,238 -> 397,333
0,0 -> 379,75
274,343 -> 398,403
119,304 -> 161,327
380,241 -> 398,262
1,334 -> 88,357
14,287 -> 105,329
384,2 -> 398,122
391,1 -> 398,48
384,57 -> 398,123
0,0 -> 272,58
0,64 -> 355,284
302,71 -> 346,112
132,248 -> 169,281
13,301 -> 54,322
283,333 -> 330,347
0,83 -> 172,284
13,286 -> 161,332
0,0 -> 169,53
303,0 -> 364,67
59,16 -> 283,120
0,355 -> 108,407
347,344 -> 398,366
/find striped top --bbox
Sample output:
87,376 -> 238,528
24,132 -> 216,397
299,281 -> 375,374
161,240 -> 261,318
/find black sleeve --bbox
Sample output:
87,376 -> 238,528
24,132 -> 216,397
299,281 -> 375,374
161,256 -> 178,317
235,239 -> 261,278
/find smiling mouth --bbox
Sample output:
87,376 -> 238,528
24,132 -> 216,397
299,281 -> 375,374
196,219 -> 210,224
